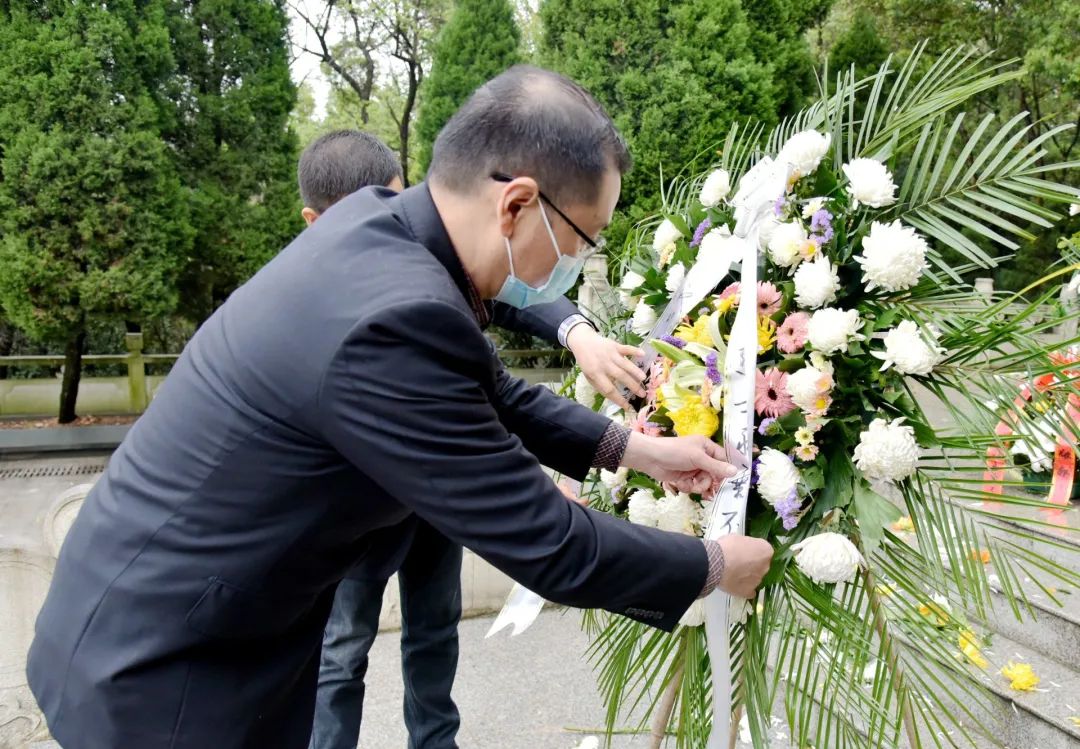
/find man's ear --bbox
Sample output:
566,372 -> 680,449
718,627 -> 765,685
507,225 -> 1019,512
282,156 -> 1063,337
496,177 -> 540,238
301,207 -> 319,226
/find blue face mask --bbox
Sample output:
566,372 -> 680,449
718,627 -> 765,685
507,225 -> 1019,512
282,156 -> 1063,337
494,202 -> 587,309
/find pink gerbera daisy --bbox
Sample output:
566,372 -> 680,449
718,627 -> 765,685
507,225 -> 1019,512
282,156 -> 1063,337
777,311 -> 810,353
755,368 -> 796,417
757,281 -> 783,317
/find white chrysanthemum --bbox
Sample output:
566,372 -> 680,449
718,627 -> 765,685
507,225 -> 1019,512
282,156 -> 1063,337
853,418 -> 919,481
665,263 -> 686,294
767,221 -> 808,269
778,130 -> 832,177
652,218 -> 683,252
854,220 -> 929,292
757,215 -> 781,251
842,158 -> 897,208
791,532 -> 866,584
679,599 -> 706,628
627,489 -> 662,527
574,370 -> 597,407
873,320 -> 944,375
802,197 -> 826,220
700,168 -> 732,207
630,299 -> 657,336
786,364 -> 832,413
618,270 -> 646,307
807,308 -> 865,354
1071,203 -> 1080,216
656,492 -> 697,534
756,447 -> 800,506
600,466 -> 628,490
793,255 -> 841,309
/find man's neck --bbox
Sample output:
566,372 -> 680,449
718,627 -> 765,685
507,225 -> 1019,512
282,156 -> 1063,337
428,182 -> 505,299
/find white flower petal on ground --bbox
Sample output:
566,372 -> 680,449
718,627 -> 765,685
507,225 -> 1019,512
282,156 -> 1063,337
700,168 -> 732,207
842,158 -> 897,208
630,299 -> 657,336
807,308 -> 865,354
665,263 -> 686,294
757,447 -> 800,506
767,221 -> 809,269
793,255 -> 841,309
574,370 -> 597,407
778,130 -> 832,177
873,320 -> 945,375
627,489 -> 662,527
618,270 -> 646,308
652,218 -> 683,252
854,220 -> 929,292
791,532 -> 866,584
853,418 -> 919,482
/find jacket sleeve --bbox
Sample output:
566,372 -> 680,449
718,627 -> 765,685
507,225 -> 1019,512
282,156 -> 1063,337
316,299 -> 707,631
491,296 -> 581,345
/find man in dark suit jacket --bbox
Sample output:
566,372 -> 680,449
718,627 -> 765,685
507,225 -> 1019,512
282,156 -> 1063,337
295,129 -> 646,749
27,65 -> 772,749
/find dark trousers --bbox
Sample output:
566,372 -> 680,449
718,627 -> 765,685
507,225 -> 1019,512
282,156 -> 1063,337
309,523 -> 463,749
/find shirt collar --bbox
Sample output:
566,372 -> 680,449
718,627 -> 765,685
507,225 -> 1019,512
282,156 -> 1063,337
396,182 -> 492,328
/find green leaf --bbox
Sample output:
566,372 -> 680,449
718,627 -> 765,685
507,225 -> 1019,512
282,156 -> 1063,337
851,479 -> 902,557
817,449 -> 855,515
651,339 -> 695,363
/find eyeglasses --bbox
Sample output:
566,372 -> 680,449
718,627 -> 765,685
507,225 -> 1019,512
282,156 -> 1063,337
491,172 -> 606,257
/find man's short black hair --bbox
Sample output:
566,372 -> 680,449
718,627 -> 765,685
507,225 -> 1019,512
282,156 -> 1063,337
297,130 -> 404,213
428,65 -> 632,205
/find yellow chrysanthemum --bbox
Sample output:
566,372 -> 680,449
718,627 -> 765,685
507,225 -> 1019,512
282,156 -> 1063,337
959,630 -> 988,669
757,317 -> 777,354
669,400 -> 720,438
918,601 -> 950,627
1000,661 -> 1040,691
675,315 -> 714,348
891,516 -> 915,532
715,295 -> 738,315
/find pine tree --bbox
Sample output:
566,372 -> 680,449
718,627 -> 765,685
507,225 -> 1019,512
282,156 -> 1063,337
539,0 -> 777,244
415,0 -> 522,174
0,0 -> 193,421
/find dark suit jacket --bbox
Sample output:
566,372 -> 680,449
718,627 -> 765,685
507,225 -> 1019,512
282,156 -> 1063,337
27,184 -> 707,749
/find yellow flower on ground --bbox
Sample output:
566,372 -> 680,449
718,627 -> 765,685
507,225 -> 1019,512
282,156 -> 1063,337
1000,661 -> 1040,691
875,583 -> 898,598
675,315 -> 714,348
1069,717 -> 1080,728
958,630 -> 988,669
757,317 -> 777,354
891,516 -> 915,532
669,400 -> 720,438
969,548 -> 991,564
918,600 -> 950,626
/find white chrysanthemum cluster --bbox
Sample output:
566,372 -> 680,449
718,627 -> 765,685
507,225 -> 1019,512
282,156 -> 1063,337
756,448 -> 800,506
627,489 -> 662,527
778,130 -> 832,178
599,466 -> 628,491
656,492 -> 698,534
766,221 -> 808,270
842,158 -> 897,208
792,532 -> 865,584
874,320 -> 944,375
855,220 -> 929,292
665,263 -> 686,294
853,418 -> 919,481
807,307 -> 865,354
699,168 -> 731,207
794,256 -> 841,309
631,299 -> 657,336
652,218 -> 682,252
574,370 -> 597,408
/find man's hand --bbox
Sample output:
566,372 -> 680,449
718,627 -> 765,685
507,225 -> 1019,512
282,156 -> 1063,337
621,432 -> 736,494
566,324 -> 646,411
556,478 -> 588,506
716,536 -> 774,599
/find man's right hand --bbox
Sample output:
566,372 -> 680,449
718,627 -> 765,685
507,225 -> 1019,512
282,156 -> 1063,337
716,536 -> 774,599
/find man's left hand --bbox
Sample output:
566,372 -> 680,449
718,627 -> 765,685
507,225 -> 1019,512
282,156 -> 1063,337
566,324 -> 646,411
621,433 -> 737,495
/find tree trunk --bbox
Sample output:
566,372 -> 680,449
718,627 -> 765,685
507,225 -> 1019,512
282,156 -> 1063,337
398,62 -> 421,186
0,318 -> 14,380
58,325 -> 86,424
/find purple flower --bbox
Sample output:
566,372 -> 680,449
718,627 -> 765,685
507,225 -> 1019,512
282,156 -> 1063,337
774,488 -> 801,530
751,458 -> 762,486
757,417 -> 777,436
690,217 -> 712,248
809,208 -> 834,245
660,334 -> 686,349
704,352 -> 722,384
773,193 -> 789,217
